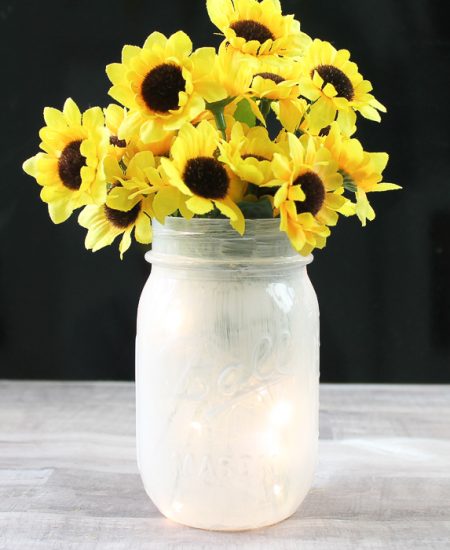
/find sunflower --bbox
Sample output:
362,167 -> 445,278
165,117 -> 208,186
105,104 -> 176,163
160,120 -> 245,234
322,123 -> 401,225
106,31 -> 227,144
280,204 -> 330,256
299,39 -> 386,136
265,133 -> 351,253
215,43 -> 255,99
210,43 -> 266,124
107,150 -> 190,224
78,151 -> 159,258
218,121 -> 278,187
104,104 -> 128,160
23,98 -> 109,224
207,0 -> 311,58
250,57 -> 307,132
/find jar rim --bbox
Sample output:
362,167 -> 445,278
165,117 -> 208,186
146,217 -> 313,269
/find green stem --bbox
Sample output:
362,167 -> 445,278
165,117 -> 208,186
212,107 -> 227,140
206,98 -> 235,141
259,98 -> 272,125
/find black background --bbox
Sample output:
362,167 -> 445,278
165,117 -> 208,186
1,0 -> 449,382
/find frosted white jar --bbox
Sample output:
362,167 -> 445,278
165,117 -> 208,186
136,218 -> 320,531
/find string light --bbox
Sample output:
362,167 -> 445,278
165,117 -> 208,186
273,484 -> 283,496
270,401 -> 293,426
172,501 -> 183,512
191,421 -> 202,433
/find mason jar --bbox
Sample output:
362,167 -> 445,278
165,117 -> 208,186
135,217 -> 320,531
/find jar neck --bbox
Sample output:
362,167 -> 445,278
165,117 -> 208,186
146,218 -> 312,269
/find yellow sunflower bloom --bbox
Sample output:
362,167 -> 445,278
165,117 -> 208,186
218,121 -> 278,186
107,150 -> 189,224
250,57 -> 307,132
265,133 -> 351,253
104,104 -> 128,160
215,43 -> 255,99
105,104 -> 176,163
106,31 -> 227,144
209,44 -> 265,125
299,39 -> 386,136
322,123 -> 401,225
280,203 -> 330,256
207,0 -> 311,58
23,98 -> 109,224
78,151 -> 159,258
160,120 -> 245,234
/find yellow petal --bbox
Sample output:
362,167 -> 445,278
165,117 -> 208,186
336,108 -> 357,136
369,152 -> 389,174
119,230 -> 133,259
134,214 -> 152,244
159,158 -> 192,195
63,98 -> 81,126
103,155 -> 123,181
358,105 -> 382,122
108,85 -> 134,109
186,195 -> 214,215
215,198 -> 245,235
122,44 -> 142,63
207,0 -> 234,29
23,154 -> 42,177
48,197 -> 75,224
372,183 -> 402,192
152,186 -> 181,223
278,99 -> 304,133
274,185 -> 288,208
83,107 -> 104,130
288,185 -> 305,202
44,107 -> 67,131
140,118 -> 167,143
107,187 -> 139,211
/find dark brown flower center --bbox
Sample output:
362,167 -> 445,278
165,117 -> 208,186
242,154 -> 269,161
104,202 -> 141,229
183,157 -> 229,200
141,63 -> 186,113
294,171 -> 326,216
230,20 -> 274,44
313,64 -> 354,101
254,72 -> 285,84
318,126 -> 331,137
58,140 -> 85,190
110,135 -> 127,148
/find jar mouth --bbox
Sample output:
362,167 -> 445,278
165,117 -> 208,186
146,217 -> 313,269
153,216 -> 282,234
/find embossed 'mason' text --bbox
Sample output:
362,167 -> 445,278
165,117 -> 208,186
172,452 -> 278,483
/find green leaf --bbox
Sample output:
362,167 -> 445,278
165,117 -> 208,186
237,198 -> 274,219
234,99 -> 256,128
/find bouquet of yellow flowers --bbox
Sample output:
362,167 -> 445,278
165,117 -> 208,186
23,0 -> 400,258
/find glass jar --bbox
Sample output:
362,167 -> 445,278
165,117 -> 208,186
136,217 -> 320,531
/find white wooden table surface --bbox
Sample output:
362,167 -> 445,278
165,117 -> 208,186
0,382 -> 449,550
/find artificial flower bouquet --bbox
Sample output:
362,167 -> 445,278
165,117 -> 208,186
23,0 -> 400,258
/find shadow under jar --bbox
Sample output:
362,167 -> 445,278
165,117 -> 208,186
136,217 -> 320,531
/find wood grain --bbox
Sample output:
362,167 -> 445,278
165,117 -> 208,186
0,382 -> 449,549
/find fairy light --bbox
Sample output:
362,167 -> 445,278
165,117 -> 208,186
270,401 -> 293,426
172,501 -> 183,512
273,484 -> 283,496
163,306 -> 183,334
191,421 -> 202,434
263,429 -> 282,457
